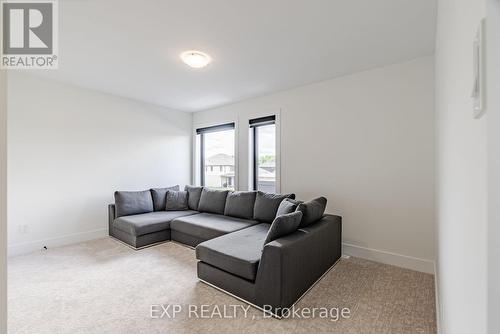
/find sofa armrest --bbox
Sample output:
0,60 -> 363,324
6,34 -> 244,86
108,204 -> 116,236
255,214 -> 342,314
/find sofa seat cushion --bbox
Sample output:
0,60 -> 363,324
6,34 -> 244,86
114,211 -> 198,236
170,213 -> 259,241
196,224 -> 270,281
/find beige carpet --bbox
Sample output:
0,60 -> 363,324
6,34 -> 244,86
8,238 -> 436,334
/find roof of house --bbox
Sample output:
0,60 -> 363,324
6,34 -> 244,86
257,168 -> 275,180
206,153 -> 234,166
260,161 -> 276,168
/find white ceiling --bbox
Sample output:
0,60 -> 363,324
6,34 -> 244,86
34,0 -> 436,112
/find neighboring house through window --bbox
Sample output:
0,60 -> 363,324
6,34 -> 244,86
196,123 -> 236,190
250,116 -> 277,192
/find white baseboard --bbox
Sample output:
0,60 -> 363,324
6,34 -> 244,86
8,228 -> 108,257
434,261 -> 442,333
342,242 -> 435,274
8,230 -> 434,274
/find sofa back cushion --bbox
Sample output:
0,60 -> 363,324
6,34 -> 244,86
276,198 -> 300,216
253,191 -> 296,223
150,185 -> 180,211
166,190 -> 189,211
198,188 -> 229,214
114,190 -> 153,218
224,191 -> 257,219
264,211 -> 303,245
185,185 -> 203,210
296,197 -> 327,227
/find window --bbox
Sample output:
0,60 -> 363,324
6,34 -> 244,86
250,116 -> 277,192
196,123 -> 235,190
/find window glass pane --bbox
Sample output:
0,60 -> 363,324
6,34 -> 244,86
202,129 -> 235,190
256,124 -> 276,192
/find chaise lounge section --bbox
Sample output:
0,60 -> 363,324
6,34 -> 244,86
108,185 -> 342,316
197,214 -> 342,316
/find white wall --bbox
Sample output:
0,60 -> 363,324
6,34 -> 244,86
0,69 -> 7,334
487,0 -> 500,332
194,57 -> 435,273
435,0 -> 487,333
7,73 -> 192,256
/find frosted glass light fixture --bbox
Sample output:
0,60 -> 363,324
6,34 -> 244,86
180,50 -> 212,68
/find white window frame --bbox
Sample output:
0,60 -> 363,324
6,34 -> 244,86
248,110 -> 281,193
192,120 -> 239,189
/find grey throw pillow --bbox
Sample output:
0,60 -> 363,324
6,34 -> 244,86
296,197 -> 327,227
166,190 -> 189,211
253,191 -> 296,223
150,185 -> 180,211
185,185 -> 203,210
276,198 -> 299,216
264,211 -> 303,245
224,191 -> 257,219
114,190 -> 153,218
198,188 -> 229,214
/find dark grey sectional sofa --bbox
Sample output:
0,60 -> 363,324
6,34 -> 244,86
108,185 -> 342,317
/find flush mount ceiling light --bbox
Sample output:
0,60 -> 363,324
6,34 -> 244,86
180,50 -> 212,68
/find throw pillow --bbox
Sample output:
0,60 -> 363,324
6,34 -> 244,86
253,191 -> 296,223
165,190 -> 189,211
185,185 -> 203,210
264,211 -> 303,245
296,197 -> 327,227
275,198 -> 299,216
150,185 -> 180,211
